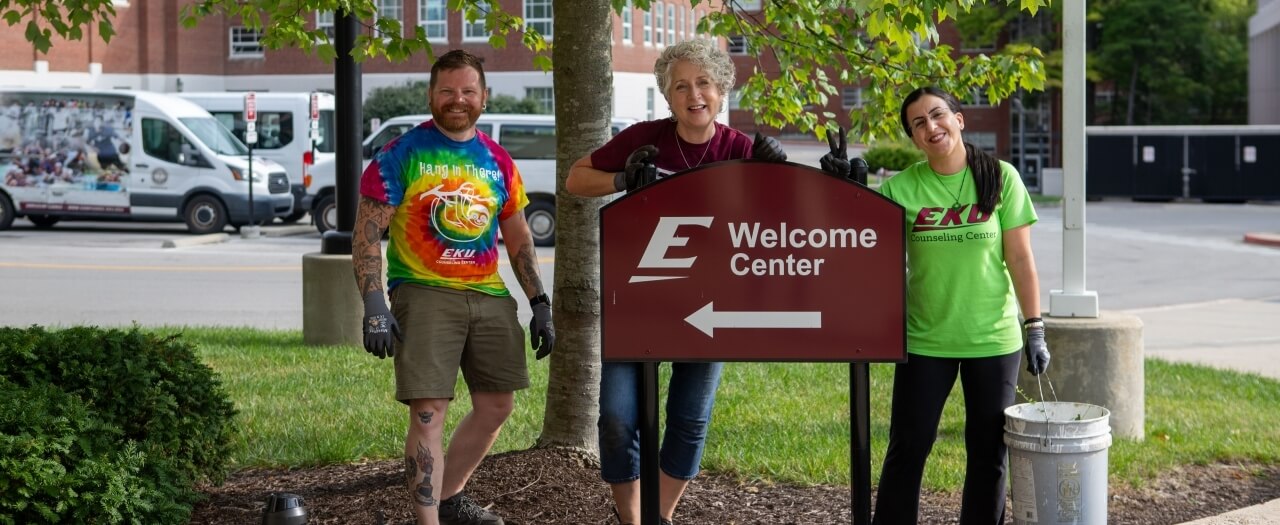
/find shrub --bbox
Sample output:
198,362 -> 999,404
862,141 -> 925,173
0,327 -> 238,524
363,81 -> 547,134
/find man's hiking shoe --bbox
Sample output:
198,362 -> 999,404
439,492 -> 504,525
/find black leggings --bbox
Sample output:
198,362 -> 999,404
872,352 -> 1021,525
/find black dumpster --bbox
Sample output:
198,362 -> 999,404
1086,126 -> 1280,201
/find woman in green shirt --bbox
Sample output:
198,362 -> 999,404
871,86 -> 1051,525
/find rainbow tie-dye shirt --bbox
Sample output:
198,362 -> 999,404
360,120 -> 528,296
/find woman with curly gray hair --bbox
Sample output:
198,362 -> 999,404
566,39 -> 786,525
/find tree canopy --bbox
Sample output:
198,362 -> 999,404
5,0 -> 1053,142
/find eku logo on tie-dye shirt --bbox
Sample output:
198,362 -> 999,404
359,120 -> 528,296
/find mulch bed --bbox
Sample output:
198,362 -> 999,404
190,448 -> 1280,524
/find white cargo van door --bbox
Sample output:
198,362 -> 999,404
131,115 -> 212,218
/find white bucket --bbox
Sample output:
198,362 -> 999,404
1004,402 -> 1112,524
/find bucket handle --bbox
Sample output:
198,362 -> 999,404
1035,372 -> 1059,446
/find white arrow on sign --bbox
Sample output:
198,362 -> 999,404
684,302 -> 822,337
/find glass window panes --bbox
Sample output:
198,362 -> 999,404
966,88 -> 991,107
419,0 -> 447,41
842,87 -> 863,109
622,1 -> 632,43
498,124 -> 556,160
525,87 -> 555,114
315,11 -> 334,39
376,0 -> 403,37
142,118 -> 193,164
666,5 -> 675,46
727,36 -> 747,54
967,131 -> 997,154
229,27 -> 264,58
643,10 -> 652,44
654,2 -> 662,46
525,0 -> 553,39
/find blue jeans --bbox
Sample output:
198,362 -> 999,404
597,361 -> 724,483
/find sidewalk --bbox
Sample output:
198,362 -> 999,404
1134,253 -> 1280,524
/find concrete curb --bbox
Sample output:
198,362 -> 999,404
1176,499 -> 1280,524
263,225 -> 318,238
1243,232 -> 1280,248
161,233 -> 230,249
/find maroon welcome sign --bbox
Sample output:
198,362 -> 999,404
600,160 -> 906,362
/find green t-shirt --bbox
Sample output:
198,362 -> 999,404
878,160 -> 1038,358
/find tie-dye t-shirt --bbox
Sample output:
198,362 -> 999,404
360,120 -> 528,296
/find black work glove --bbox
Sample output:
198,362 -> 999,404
820,126 -> 852,180
850,157 -> 870,184
530,301 -> 555,360
613,145 -> 659,192
362,291 -> 402,359
751,133 -> 787,162
1023,319 -> 1050,375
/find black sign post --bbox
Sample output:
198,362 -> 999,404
600,160 -> 905,525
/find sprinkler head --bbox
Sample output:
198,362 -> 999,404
262,492 -> 308,525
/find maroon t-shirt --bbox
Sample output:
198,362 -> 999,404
590,119 -> 754,177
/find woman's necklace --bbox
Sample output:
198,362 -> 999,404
935,167 -> 968,212
676,126 -> 714,170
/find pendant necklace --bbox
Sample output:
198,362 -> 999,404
936,167 -> 968,212
676,126 -> 714,170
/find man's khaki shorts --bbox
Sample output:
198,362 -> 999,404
390,283 -> 529,402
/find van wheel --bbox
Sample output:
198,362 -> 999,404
525,200 -> 555,247
314,194 -> 337,234
28,215 -> 59,228
185,195 -> 228,234
0,192 -> 13,230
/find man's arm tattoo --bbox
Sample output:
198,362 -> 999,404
353,197 -> 394,297
417,411 -> 433,424
512,243 -> 544,298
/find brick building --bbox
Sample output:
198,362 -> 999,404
1,1 -> 1050,175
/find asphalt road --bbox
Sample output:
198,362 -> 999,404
1,201 -> 1277,339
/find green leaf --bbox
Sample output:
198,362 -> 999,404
3,10 -> 21,26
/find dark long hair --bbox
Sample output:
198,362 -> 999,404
899,87 -> 1002,215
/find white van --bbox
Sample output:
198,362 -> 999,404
0,89 -> 293,234
307,113 -> 633,244
177,92 -> 336,223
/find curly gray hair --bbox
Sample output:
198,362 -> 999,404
653,39 -> 736,103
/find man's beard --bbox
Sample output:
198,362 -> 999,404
431,104 -> 481,135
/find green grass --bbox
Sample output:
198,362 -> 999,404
174,327 -> 1280,491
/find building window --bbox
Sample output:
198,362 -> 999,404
965,88 -> 991,107
654,2 -> 663,46
375,0 -> 403,38
229,27 -> 264,58
842,87 -> 863,109
419,0 -> 447,42
463,11 -> 489,41
967,131 -> 997,154
621,0 -> 632,44
315,10 -> 335,39
525,0 -> 553,39
666,5 -> 675,46
643,10 -> 652,45
737,0 -> 762,11
727,36 -> 747,55
525,86 -> 555,113
647,87 -> 656,120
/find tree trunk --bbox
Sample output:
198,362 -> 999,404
536,0 -> 613,453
